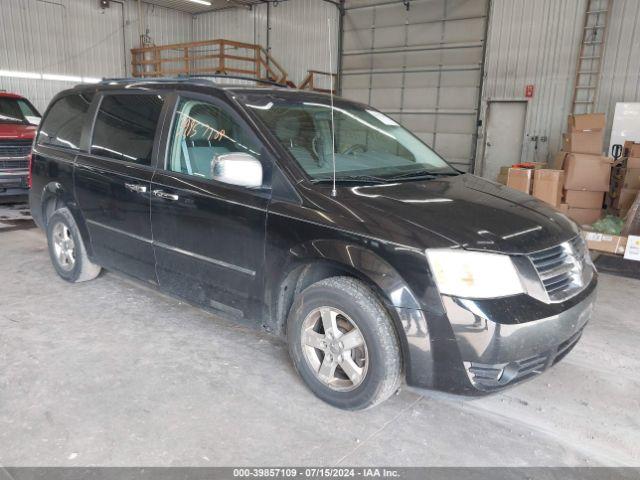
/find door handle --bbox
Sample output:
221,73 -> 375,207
124,182 -> 148,194
152,189 -> 179,201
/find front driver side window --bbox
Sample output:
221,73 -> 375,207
167,98 -> 262,182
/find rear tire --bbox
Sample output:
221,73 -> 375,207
46,208 -> 101,283
287,276 -> 402,410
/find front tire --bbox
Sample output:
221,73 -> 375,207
46,208 -> 101,283
287,276 -> 402,410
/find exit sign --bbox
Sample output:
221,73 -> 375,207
525,84 -> 535,98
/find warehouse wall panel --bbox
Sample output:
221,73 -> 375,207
0,0 -> 192,110
268,0 -> 338,86
478,0 -> 640,169
193,0 -> 338,87
596,0 -> 640,147
193,7 -> 260,44
477,0 -> 585,169
0,0 -> 125,110
124,1 -> 193,61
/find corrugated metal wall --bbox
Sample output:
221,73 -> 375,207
477,0 -> 640,169
1,0 -> 336,111
268,0 -> 339,86
124,1 -> 193,56
0,0 -> 192,111
0,0 -> 126,110
193,7 -> 260,44
193,0 -> 338,87
596,0 -> 640,145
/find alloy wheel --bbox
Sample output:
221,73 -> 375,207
300,307 -> 369,392
52,222 -> 76,272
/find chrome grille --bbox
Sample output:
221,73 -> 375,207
0,140 -> 32,158
528,236 -> 592,302
0,159 -> 28,170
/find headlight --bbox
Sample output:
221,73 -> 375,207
426,249 -> 524,299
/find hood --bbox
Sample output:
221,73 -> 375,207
305,174 -> 579,255
0,123 -> 37,140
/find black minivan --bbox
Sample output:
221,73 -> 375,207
29,78 -> 597,410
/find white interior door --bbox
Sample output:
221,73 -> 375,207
482,101 -> 527,181
609,102 -> 640,156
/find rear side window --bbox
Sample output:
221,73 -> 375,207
37,93 -> 94,149
91,94 -> 163,165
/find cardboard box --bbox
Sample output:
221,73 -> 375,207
566,207 -> 602,226
553,151 -> 569,170
496,166 -> 510,184
507,168 -> 533,194
512,162 -> 547,170
565,190 -> 604,209
558,203 -> 569,214
563,153 -> 612,191
623,168 -> 640,190
624,141 -> 640,158
623,235 -> 640,261
626,156 -> 640,169
615,188 -> 640,211
568,113 -> 606,132
584,231 -> 628,254
532,169 -> 564,207
563,130 -> 604,155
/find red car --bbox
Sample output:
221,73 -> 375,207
0,91 -> 41,198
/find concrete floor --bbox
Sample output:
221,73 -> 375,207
1,206 -> 639,466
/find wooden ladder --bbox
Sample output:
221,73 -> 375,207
571,0 -> 612,114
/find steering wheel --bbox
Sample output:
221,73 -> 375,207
342,144 -> 368,155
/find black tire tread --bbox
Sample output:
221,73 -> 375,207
289,276 -> 402,410
47,208 -> 101,283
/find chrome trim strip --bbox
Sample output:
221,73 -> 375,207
86,219 -> 255,276
154,241 -> 255,276
86,219 -> 152,244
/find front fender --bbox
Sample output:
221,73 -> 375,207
289,239 -> 421,309
275,238 -> 438,388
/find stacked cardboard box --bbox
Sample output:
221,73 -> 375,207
532,169 -> 565,207
505,162 -> 547,193
506,164 -> 565,208
506,168 -> 533,193
557,113 -> 610,225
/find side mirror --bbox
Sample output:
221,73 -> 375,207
211,152 -> 263,188
25,116 -> 41,126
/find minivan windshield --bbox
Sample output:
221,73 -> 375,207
0,97 -> 40,125
240,94 -> 458,182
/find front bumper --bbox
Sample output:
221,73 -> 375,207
0,170 -> 28,196
442,278 -> 597,392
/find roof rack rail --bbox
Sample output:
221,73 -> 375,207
186,74 -> 287,87
95,74 -> 287,88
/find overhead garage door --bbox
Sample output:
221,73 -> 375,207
339,0 -> 489,172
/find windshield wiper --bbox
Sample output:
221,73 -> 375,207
311,174 -> 389,185
387,170 -> 459,181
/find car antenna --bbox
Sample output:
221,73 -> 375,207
327,17 -> 337,198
